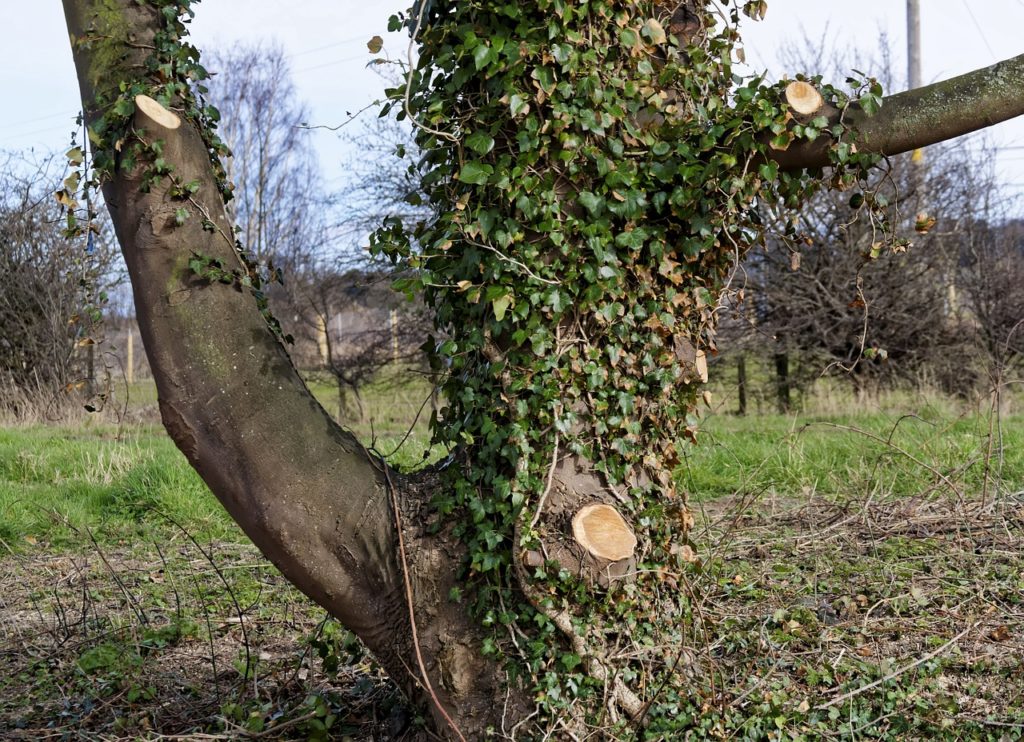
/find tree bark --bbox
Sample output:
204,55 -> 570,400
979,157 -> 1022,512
61,2 -> 507,737
773,53 -> 1024,170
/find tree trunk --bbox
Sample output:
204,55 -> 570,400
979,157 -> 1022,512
336,376 -> 364,423
736,354 -> 747,417
61,2 -> 512,737
774,352 -> 791,414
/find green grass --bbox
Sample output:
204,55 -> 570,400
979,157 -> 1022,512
2,389 -> 1020,550
0,423 -> 240,549
683,408 -> 1024,502
2,381 -> 1022,738
0,370 -> 442,553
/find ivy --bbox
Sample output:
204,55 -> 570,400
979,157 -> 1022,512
373,0 -> 887,731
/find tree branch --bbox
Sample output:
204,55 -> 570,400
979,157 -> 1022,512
62,0 -> 409,673
773,53 -> 1024,170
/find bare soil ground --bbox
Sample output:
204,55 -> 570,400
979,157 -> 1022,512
0,539 -> 410,740
2,489 -> 1022,739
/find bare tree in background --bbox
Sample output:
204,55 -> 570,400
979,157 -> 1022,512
205,47 -> 436,418
719,38 -> 981,408
289,70 -> 436,420
295,268 -> 431,421
959,208 -> 1024,385
752,148 -> 973,394
204,43 -> 326,274
0,154 -> 120,414
334,82 -> 431,253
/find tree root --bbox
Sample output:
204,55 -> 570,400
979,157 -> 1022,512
513,534 -> 644,726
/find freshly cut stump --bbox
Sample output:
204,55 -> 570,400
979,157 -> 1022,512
572,503 -> 637,562
135,94 -> 182,129
784,80 -> 824,115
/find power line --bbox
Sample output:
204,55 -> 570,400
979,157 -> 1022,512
285,35 -> 374,60
960,0 -> 998,60
294,52 -> 379,75
0,34 -> 387,137
4,119 -> 82,143
2,110 -> 78,130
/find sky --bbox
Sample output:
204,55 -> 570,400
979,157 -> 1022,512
3,2 -> 1024,191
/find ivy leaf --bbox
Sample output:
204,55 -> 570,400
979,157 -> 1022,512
112,97 -> 136,118
859,92 -> 882,117
532,66 -> 556,95
473,43 -> 493,71
457,161 -> 493,185
465,130 -> 495,155
492,294 -> 513,321
642,18 -> 666,45
508,94 -> 529,117
578,191 -> 605,215
367,35 -> 383,54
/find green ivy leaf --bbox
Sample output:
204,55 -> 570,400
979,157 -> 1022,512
457,161 -> 494,185
509,94 -> 529,117
473,43 -> 493,71
578,191 -> 605,215
492,293 -> 513,321
465,130 -> 495,155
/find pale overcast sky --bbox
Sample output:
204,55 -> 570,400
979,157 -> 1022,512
3,2 -> 1024,189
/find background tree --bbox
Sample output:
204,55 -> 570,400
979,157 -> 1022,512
295,84 -> 436,421
0,153 -> 120,415
205,45 -> 433,414
735,147 -> 975,401
295,266 -> 431,421
957,188 -> 1024,388
204,42 -> 325,273
334,84 -> 430,252
717,39 -> 1006,409
60,0 -> 1024,737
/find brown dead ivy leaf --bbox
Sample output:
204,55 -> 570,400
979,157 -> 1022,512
990,625 -> 1012,642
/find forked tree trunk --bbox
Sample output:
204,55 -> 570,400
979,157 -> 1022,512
61,1 -> 1024,738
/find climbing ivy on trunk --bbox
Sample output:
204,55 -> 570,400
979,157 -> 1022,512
371,0 -> 887,731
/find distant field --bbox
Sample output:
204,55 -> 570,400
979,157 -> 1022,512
686,408 -> 1024,502
1,378 -> 1022,738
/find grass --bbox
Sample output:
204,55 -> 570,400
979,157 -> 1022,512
1,373 -> 1022,739
685,408 -> 1024,502
0,423 -> 239,550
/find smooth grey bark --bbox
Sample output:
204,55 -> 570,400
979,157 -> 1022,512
61,2 -> 505,738
774,53 -> 1024,170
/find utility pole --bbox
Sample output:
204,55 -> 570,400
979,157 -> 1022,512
907,0 -> 924,164
126,328 -> 134,385
907,0 -> 922,89
908,0 -> 956,315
